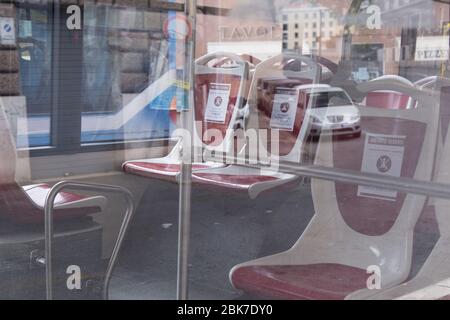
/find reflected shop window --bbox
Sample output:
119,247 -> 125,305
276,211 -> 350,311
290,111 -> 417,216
81,4 -> 173,144
2,0 -> 450,302
15,3 -> 53,148
8,1 -> 174,149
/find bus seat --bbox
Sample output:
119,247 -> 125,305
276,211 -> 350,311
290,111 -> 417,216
190,53 -> 321,199
365,81 -> 450,300
229,77 -> 439,299
0,103 -> 106,224
122,52 -> 249,182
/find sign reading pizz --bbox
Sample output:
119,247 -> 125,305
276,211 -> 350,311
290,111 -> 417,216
358,133 -> 406,201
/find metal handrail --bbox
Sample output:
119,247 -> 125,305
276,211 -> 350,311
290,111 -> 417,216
44,181 -> 136,300
206,154 -> 450,201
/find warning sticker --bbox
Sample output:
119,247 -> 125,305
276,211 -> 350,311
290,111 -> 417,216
269,88 -> 299,131
205,83 -> 231,124
358,133 -> 406,201
0,18 -> 16,45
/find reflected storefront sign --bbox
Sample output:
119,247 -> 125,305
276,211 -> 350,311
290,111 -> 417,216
209,24 -> 282,59
218,25 -> 280,41
415,36 -> 449,61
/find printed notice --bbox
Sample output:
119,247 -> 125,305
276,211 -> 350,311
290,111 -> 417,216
204,83 -> 231,124
0,18 -> 16,45
269,88 -> 299,131
358,133 -> 406,201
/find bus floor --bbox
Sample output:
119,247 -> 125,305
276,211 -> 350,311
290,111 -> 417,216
108,179 -> 439,300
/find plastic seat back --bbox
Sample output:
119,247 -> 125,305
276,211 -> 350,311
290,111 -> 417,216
312,78 -> 438,292
0,102 -> 43,222
433,83 -> 450,237
361,79 -> 450,300
189,53 -> 249,159
245,53 -> 320,163
364,75 -> 414,110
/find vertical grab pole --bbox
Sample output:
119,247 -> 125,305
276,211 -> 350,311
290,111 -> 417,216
45,191 -> 55,300
102,189 -> 136,300
177,0 -> 197,301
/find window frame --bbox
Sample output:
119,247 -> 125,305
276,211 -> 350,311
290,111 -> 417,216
16,2 -> 174,158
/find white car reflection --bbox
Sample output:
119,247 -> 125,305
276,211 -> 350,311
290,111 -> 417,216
299,85 -> 362,138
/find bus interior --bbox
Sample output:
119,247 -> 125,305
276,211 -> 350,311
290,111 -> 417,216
1,0 -> 450,300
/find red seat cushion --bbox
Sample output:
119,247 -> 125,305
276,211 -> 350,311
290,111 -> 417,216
123,162 -> 212,181
0,183 -> 103,224
24,184 -> 90,208
231,264 -> 369,300
192,173 -> 278,190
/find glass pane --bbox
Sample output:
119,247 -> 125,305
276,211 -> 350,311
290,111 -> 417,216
14,3 -> 52,148
81,4 -> 174,144
2,0 -> 450,303
185,0 -> 450,301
